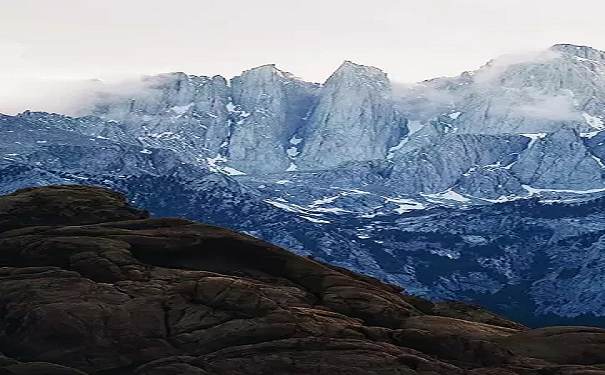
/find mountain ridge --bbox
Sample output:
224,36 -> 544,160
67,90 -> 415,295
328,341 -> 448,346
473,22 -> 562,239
4,43 -> 605,327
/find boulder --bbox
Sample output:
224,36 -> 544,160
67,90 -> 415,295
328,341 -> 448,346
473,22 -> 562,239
0,185 -> 602,374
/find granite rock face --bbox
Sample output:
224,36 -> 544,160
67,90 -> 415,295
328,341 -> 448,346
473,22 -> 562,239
228,65 -> 318,174
90,72 -> 232,165
0,185 -> 604,375
389,44 -> 605,194
28,44 -> 605,195
299,61 -> 407,170
399,44 -> 605,136
389,134 -> 529,194
0,114 -> 196,178
7,44 -> 605,338
511,128 -> 605,190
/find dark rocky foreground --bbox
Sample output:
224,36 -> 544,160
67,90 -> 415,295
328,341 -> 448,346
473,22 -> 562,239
0,186 -> 603,374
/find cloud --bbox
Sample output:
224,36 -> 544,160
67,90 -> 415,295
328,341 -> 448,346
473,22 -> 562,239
0,41 -> 170,116
391,80 -> 460,121
470,49 -> 583,122
392,47 -> 585,126
513,90 -> 580,121
472,49 -> 561,85
0,76 -> 168,116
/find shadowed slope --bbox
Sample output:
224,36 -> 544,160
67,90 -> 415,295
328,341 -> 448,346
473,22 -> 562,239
0,185 -> 602,374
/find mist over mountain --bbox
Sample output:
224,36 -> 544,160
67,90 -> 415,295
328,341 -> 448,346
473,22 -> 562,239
4,43 -> 605,326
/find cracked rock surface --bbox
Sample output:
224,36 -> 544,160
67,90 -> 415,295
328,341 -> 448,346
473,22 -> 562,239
0,185 -> 604,374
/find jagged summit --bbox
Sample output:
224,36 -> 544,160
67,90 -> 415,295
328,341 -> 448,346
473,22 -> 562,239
550,43 -> 605,61
8,45 -> 605,334
237,63 -> 281,76
334,60 -> 387,78
297,59 -> 404,170
236,64 -> 306,83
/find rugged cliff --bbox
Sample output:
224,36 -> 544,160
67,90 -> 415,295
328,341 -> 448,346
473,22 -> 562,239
0,185 -> 604,375
5,43 -> 605,330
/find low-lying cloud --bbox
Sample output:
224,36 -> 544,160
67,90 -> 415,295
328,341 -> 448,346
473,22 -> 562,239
513,91 -> 580,121
0,75 -> 175,117
392,47 -> 584,125
0,41 -> 170,116
472,49 -> 561,85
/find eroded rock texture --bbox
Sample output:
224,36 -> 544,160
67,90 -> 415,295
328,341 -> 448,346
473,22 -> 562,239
0,185 -> 603,374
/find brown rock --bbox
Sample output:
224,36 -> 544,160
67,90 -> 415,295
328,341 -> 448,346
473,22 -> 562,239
392,328 -> 515,367
497,326 -> 605,365
431,300 -> 528,330
0,185 -> 148,234
402,315 -> 521,340
0,185 -> 601,375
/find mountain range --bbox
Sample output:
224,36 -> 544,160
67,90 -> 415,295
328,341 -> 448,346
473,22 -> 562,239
3,43 -> 605,326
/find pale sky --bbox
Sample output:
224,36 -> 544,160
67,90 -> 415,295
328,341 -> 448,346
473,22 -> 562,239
1,0 -> 605,113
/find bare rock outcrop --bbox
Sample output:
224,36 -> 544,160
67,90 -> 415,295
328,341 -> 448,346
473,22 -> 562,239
0,185 -> 603,374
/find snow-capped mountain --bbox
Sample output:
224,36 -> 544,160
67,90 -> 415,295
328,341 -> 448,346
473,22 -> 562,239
4,43 -> 605,326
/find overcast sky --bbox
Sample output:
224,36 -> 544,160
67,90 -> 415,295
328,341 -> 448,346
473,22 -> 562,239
1,0 -> 605,113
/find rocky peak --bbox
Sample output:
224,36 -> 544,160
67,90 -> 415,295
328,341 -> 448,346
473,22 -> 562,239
401,44 -> 605,135
230,64 -> 289,108
298,61 -> 406,170
88,72 -> 231,165
511,127 -> 605,189
227,65 -> 300,174
550,43 -> 605,62
333,60 -> 389,84
17,110 -> 134,143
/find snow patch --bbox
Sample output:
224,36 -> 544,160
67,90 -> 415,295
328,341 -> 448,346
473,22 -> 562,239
574,56 -> 601,63
429,248 -> 460,259
580,131 -> 600,138
387,138 -> 407,160
520,133 -> 547,150
311,196 -> 340,206
479,195 -> 522,203
286,147 -> 299,157
313,207 -> 348,213
222,167 -> 246,176
206,154 -> 246,175
461,235 -> 489,246
384,197 -> 426,214
520,133 -> 548,140
265,200 -> 304,212
592,155 -> 605,168
289,135 -> 303,145
171,103 -> 193,115
299,216 -> 331,224
333,188 -> 372,195
523,185 -> 605,195
406,120 -> 424,135
422,190 -> 471,203
149,132 -> 175,138
582,113 -> 605,130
